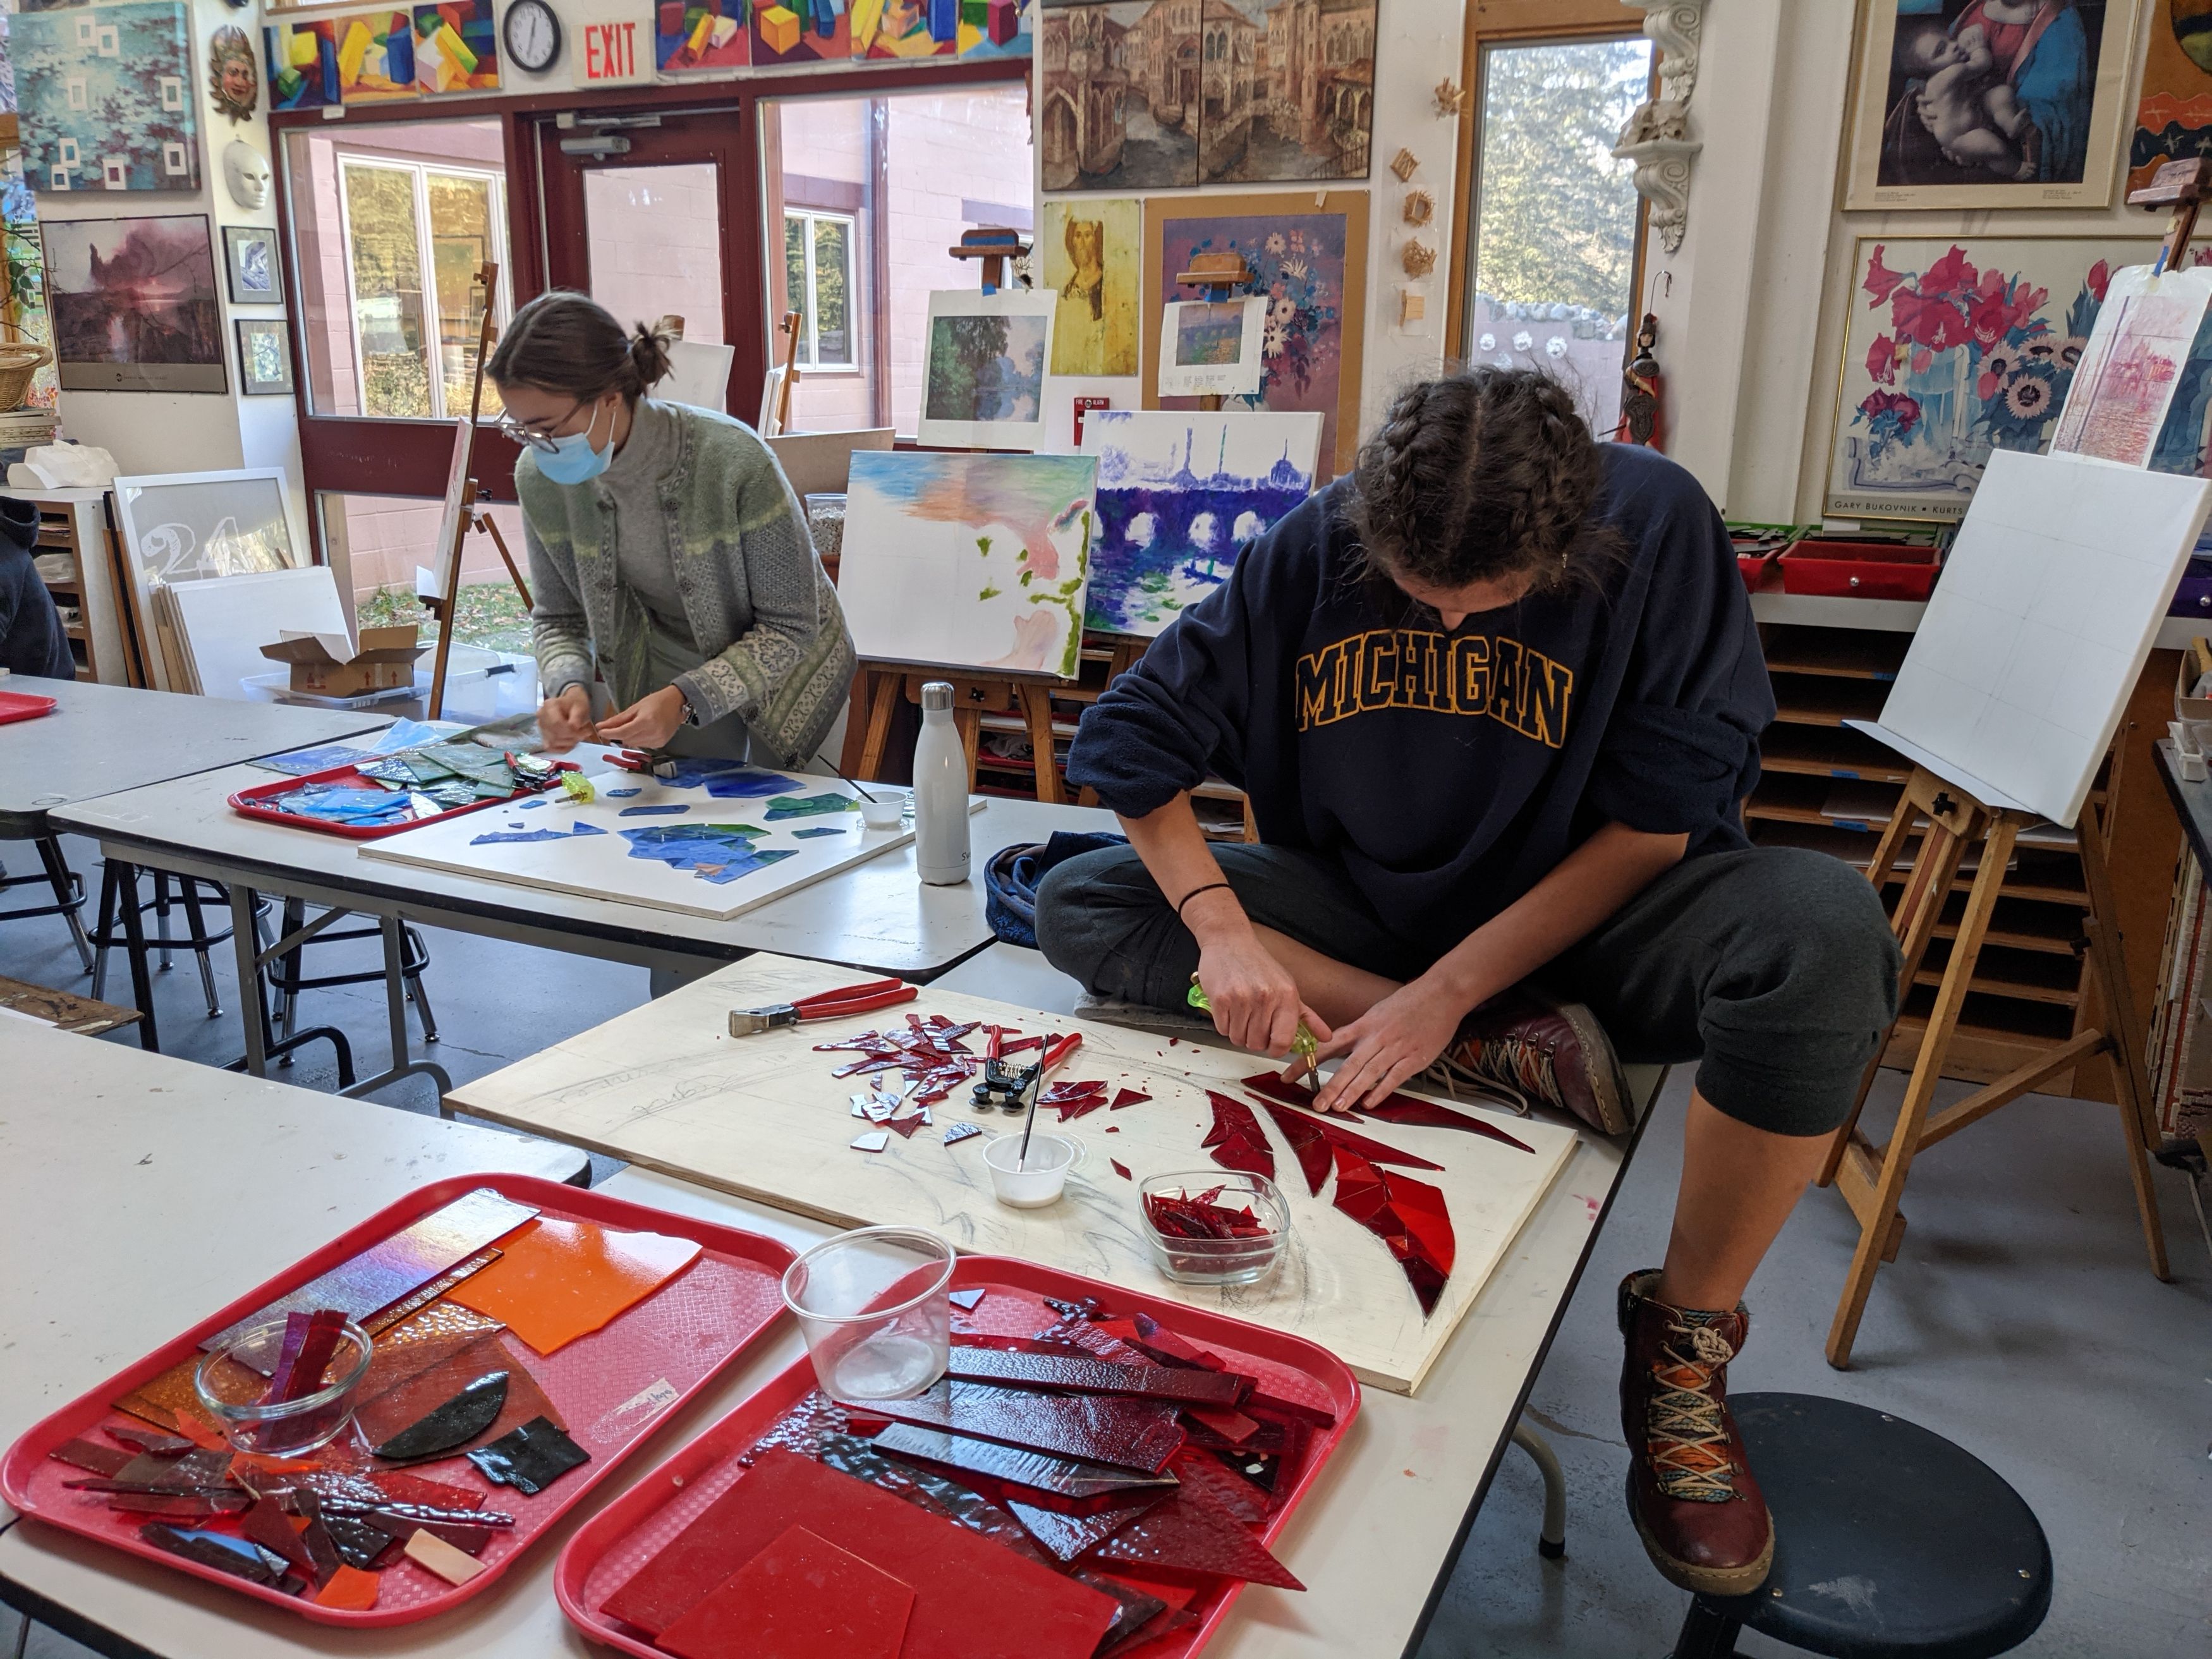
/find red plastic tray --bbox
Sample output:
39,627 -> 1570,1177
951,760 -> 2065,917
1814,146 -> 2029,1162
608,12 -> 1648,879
226,757 -> 578,840
554,1255 -> 1361,1659
0,689 -> 58,725
0,1174 -> 796,1627
1777,538 -> 1941,601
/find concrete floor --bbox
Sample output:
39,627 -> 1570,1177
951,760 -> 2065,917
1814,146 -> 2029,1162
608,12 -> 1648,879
3,832 -> 2209,1656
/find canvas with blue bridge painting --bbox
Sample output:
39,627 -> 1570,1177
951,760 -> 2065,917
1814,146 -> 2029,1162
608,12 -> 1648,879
1079,409 -> 1323,636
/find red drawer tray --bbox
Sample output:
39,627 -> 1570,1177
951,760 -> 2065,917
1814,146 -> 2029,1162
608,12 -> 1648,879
555,1255 -> 1361,1659
227,757 -> 578,840
0,1174 -> 797,1628
1777,538 -> 1941,601
0,690 -> 58,725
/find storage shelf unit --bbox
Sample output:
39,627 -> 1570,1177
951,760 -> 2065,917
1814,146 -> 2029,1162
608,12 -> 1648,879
23,489 -> 131,686
1748,616 -> 2108,1084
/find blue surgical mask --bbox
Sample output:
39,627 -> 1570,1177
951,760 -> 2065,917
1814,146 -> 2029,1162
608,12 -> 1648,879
535,398 -> 613,485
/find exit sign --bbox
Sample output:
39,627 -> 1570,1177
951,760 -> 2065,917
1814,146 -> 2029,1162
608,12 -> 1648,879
574,0 -> 653,87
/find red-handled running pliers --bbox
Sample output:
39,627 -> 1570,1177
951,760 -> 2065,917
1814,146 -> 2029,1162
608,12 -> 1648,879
727,977 -> 917,1036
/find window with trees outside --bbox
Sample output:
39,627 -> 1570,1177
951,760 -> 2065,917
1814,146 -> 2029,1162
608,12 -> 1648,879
784,209 -> 854,370
283,119 -> 511,422
1464,35 -> 1651,439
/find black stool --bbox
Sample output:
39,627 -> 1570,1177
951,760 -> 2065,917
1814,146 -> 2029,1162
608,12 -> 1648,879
1669,1394 -> 2050,1659
264,897 -> 438,1059
0,835 -> 94,974
88,863 -> 258,1022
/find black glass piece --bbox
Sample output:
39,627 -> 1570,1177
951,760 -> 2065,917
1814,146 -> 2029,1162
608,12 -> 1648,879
465,1414 -> 589,1496
368,1370 -> 509,1462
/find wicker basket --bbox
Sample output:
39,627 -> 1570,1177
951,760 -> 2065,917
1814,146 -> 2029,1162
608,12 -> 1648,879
0,344 -> 51,413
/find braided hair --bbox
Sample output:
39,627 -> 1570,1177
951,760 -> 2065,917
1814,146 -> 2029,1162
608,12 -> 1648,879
486,291 -> 672,403
1346,367 -> 1610,597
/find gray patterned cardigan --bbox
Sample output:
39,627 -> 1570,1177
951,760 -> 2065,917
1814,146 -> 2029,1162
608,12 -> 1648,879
518,403 -> 856,766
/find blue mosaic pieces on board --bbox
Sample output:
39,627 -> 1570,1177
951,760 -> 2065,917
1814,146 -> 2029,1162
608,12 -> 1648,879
470,822 -> 610,846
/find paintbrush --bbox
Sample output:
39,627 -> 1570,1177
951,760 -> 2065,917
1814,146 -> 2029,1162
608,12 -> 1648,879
1014,1055 -> 1048,1169
811,750 -> 878,803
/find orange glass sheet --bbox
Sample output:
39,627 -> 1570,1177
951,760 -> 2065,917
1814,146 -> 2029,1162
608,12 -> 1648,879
313,1565 -> 381,1610
446,1219 -> 703,1356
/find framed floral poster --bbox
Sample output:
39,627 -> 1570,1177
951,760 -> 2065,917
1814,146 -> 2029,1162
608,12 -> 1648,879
1143,190 -> 1370,480
1826,236 -> 2162,520
1842,0 -> 2140,211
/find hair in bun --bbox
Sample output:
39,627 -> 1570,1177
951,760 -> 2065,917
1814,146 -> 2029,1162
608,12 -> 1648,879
487,289 -> 670,403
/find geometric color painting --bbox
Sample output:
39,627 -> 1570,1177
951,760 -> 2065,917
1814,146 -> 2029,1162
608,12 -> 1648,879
413,1 -> 501,94
13,2 -> 202,193
1079,409 -> 1320,636
265,8 -> 418,110
839,451 -> 1098,679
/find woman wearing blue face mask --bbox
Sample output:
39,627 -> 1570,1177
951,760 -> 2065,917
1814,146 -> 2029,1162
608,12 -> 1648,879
488,291 -> 854,763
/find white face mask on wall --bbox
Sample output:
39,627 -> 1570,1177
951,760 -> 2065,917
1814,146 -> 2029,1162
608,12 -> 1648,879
223,140 -> 270,212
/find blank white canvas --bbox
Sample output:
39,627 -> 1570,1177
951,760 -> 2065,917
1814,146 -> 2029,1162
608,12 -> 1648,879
1850,448 -> 2212,826
662,340 -> 735,413
360,771 -> 960,922
170,567 -> 349,702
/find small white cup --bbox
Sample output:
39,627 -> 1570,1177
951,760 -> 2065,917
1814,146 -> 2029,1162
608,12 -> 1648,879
982,1131 -> 1084,1208
858,792 -> 907,830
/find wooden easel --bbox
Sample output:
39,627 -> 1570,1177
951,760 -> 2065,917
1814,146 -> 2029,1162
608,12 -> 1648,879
1818,762 -> 2170,1369
762,310 -> 800,437
425,262 -> 532,719
848,228 -> 1071,805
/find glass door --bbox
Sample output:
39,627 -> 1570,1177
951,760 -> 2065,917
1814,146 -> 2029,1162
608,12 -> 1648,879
537,111 -> 762,414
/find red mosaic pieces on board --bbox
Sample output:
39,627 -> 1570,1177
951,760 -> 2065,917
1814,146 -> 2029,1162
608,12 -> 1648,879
1199,1092 -> 1275,1182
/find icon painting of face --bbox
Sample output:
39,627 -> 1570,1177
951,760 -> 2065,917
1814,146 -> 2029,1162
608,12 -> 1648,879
208,25 -> 258,125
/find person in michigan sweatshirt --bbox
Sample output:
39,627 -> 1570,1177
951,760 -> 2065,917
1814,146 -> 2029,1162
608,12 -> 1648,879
1038,367 -> 1899,1599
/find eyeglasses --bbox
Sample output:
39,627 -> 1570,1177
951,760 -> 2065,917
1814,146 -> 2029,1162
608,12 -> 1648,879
495,396 -> 588,454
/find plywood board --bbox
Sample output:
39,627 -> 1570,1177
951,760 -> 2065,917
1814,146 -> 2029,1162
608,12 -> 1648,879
359,770 -> 944,922
444,954 -> 1581,1394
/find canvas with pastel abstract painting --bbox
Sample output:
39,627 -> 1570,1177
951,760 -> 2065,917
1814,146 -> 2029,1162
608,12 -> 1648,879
837,451 -> 1098,679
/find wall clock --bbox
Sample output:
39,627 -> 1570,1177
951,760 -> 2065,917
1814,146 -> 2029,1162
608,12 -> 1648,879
503,0 -> 562,73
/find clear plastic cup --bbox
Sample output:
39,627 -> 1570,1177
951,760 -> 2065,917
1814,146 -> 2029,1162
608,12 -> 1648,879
857,792 -> 907,830
780,1225 -> 955,1402
982,1131 -> 1083,1208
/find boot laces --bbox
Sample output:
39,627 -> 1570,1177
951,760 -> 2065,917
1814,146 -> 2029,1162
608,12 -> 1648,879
1646,1317 -> 1738,1504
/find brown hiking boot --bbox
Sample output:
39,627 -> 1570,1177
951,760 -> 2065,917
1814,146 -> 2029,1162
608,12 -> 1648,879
1426,986 -> 1632,1134
1617,1269 -> 1773,1597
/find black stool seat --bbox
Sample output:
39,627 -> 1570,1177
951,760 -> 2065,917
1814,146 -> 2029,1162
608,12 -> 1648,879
1674,1394 -> 2049,1659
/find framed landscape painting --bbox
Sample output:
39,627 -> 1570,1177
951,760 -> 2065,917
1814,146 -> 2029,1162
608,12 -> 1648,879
917,288 -> 1055,451
46,215 -> 226,392
1825,235 -> 2160,520
1842,0 -> 2139,210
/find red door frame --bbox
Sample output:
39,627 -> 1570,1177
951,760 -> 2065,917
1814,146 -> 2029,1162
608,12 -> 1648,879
267,59 -> 1023,560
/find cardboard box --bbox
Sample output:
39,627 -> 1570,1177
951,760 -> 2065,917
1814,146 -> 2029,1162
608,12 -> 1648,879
259,624 -> 425,697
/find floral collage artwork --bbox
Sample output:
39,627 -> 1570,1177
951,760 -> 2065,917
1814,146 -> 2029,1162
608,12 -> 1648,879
1146,198 -> 1364,478
1827,237 -> 2162,520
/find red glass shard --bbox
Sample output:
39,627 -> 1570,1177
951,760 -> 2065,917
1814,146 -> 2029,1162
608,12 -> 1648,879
1040,1081 -> 1107,1105
1111,1158 -> 1132,1180
1200,1092 -> 1275,1182
813,1432 -> 1166,1648
1085,1473 -> 1304,1589
102,1423 -> 197,1456
1109,1089 -> 1150,1110
1253,1100 -> 1331,1195
1000,1035 -> 1043,1054
1327,1146 -> 1454,1316
656,1524 -> 916,1659
1357,1093 -> 1536,1153
138,1523 -> 291,1587
1182,1406 -> 1260,1445
1167,1448 -> 1271,1524
942,1347 -> 1246,1407
1264,1096 -> 1443,1172
49,1439 -> 133,1477
1387,1170 -> 1457,1277
101,1492 -> 245,1519
1124,1315 -> 1233,1375
884,1112 -> 930,1139
1004,1490 -> 1167,1561
861,1382 -> 1185,1474
239,1498 -> 321,1581
265,1310 -> 348,1405
599,1449 -> 1121,1655
868,1421 -> 1178,1499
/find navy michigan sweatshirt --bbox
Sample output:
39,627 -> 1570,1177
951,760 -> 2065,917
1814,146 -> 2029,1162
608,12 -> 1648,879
1064,442 -> 1777,961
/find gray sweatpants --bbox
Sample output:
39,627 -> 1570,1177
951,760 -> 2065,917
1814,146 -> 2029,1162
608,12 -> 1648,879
1033,843 -> 1900,1136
